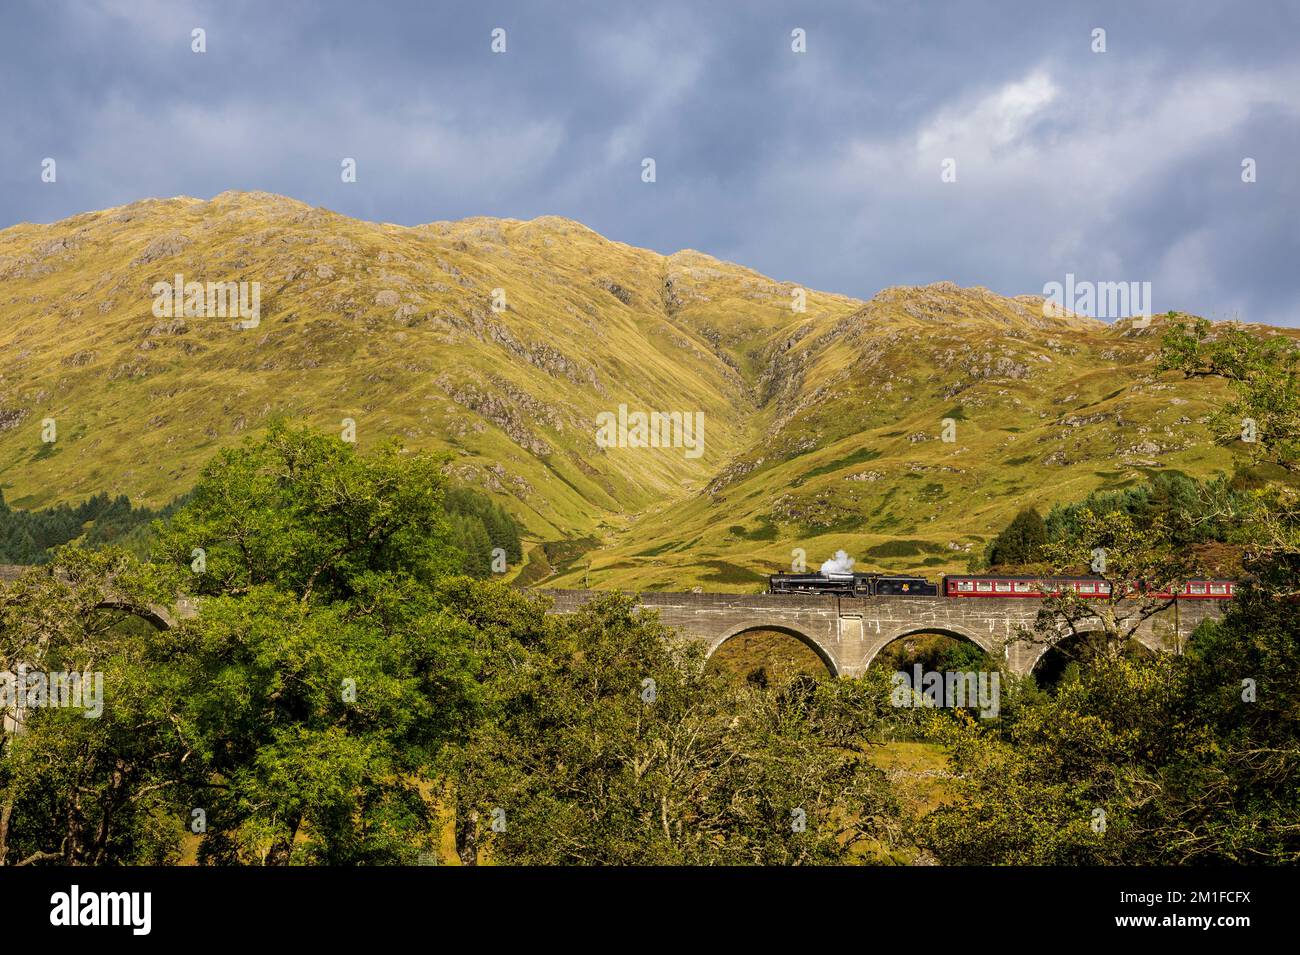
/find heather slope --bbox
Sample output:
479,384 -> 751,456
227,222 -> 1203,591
0,192 -> 1291,589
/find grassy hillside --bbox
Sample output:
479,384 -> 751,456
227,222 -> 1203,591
556,301 -> 1269,590
0,192 -> 1291,588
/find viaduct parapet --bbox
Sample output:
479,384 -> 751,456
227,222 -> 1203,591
537,589 -> 1225,677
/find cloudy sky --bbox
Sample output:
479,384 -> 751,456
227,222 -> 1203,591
3,0 -> 1298,325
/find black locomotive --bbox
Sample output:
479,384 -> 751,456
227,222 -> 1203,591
767,572 -> 938,597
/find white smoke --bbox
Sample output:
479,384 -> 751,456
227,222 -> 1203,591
819,550 -> 855,575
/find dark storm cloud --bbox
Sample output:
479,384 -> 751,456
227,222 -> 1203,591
2,0 -> 1297,324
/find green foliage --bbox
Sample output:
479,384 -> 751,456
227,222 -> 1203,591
149,423 -> 493,863
939,639 -> 994,671
1159,321 -> 1300,594
975,471 -> 1251,578
0,426 -> 491,866
915,588 -> 1300,864
446,593 -> 903,865
0,490 -> 178,564
443,485 -> 523,578
872,632 -> 995,676
985,507 -> 1048,567
176,584 -> 477,864
152,420 -> 462,602
1044,471 -> 1236,549
0,550 -> 188,865
0,454 -> 519,585
1160,316 -> 1300,471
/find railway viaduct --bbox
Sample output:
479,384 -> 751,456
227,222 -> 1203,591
0,564 -> 1225,678
0,564 -> 198,630
538,589 -> 1227,677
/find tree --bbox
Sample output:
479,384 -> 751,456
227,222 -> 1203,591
1160,317 -> 1300,472
1027,507 -> 1202,665
173,586 -> 474,864
0,491 -> 171,565
986,507 -> 1047,568
0,549 -> 189,865
150,423 -> 481,864
443,485 -> 523,573
152,419 -> 462,603
427,576 -> 551,864
448,512 -> 493,578
1160,318 -> 1300,596
446,593 -> 903,865
916,602 -> 1300,864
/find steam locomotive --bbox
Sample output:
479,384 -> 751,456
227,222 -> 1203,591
768,572 -> 938,597
768,571 -> 1238,600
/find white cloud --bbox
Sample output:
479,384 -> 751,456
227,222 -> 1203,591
916,69 -> 1060,157
738,59 -> 1300,323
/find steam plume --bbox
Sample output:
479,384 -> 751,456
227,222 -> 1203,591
819,550 -> 855,575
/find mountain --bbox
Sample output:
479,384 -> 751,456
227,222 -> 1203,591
0,192 -> 1290,588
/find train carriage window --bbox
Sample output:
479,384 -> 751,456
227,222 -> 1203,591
957,580 -> 973,592
1013,581 -> 1031,593
1078,582 -> 1095,593
1210,583 -> 1226,595
977,582 -> 992,592
1099,582 -> 1112,594
1191,582 -> 1207,594
995,581 -> 1011,592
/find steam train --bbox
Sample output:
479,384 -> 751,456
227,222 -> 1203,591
768,571 -> 1238,600
768,572 -> 938,597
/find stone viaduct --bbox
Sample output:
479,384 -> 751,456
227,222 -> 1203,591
539,589 -> 1227,677
0,564 -> 198,630
0,564 -> 1225,677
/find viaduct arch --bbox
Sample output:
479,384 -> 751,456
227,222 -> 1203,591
707,622 -> 844,677
540,589 -> 1225,678
862,624 -> 997,672
0,565 -> 196,631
